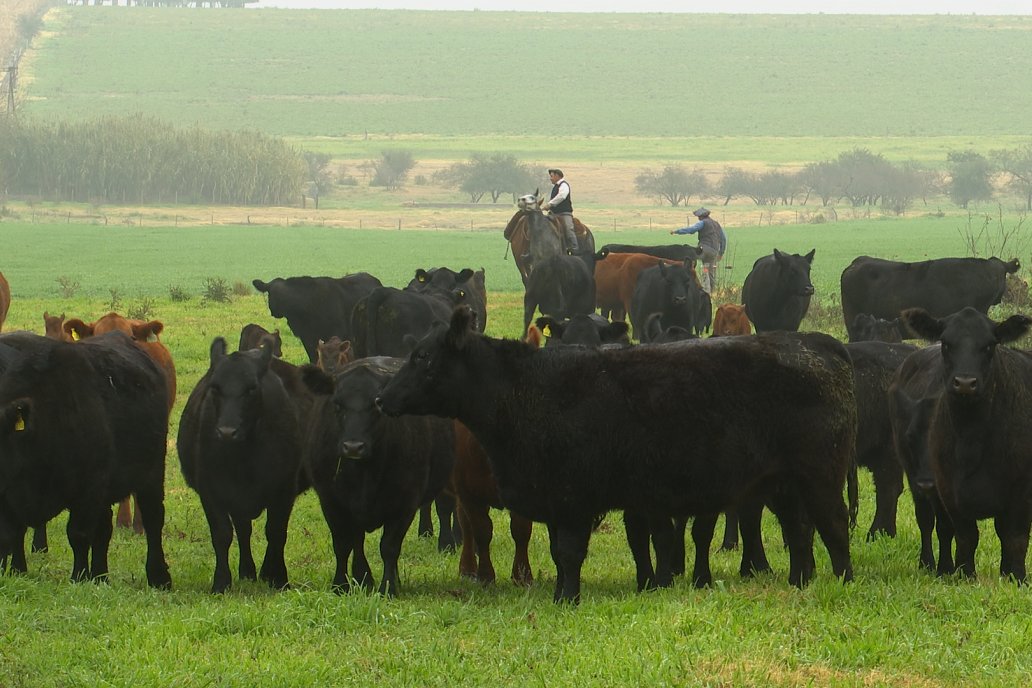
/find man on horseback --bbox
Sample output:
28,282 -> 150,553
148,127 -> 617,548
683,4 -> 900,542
541,168 -> 579,254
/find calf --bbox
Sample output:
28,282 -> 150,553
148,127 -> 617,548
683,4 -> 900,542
535,314 -> 630,348
302,358 -> 455,596
177,338 -> 310,593
43,312 -> 72,342
711,304 -> 752,337
642,312 -> 695,344
0,332 -> 171,588
887,344 -> 953,573
849,313 -> 905,343
378,307 -> 856,602
239,323 -> 283,357
901,306 -> 1032,582
315,336 -> 355,375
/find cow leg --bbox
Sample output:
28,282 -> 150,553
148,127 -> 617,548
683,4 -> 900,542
378,510 -> 417,597
510,512 -> 534,586
131,494 -> 145,535
690,513 -> 719,588
455,498 -> 481,580
670,516 -> 688,577
912,490 -> 937,571
435,493 -> 459,553
649,515 -> 677,589
622,510 -> 656,592
135,483 -> 171,589
952,517 -> 979,579
867,461 -> 903,540
466,500 -> 496,584
259,495 -> 294,590
417,503 -> 434,539
995,515 -> 1030,583
88,509 -> 114,582
31,523 -> 48,554
6,527 -> 28,574
66,507 -> 103,583
720,509 -> 739,551
115,496 -> 134,530
552,522 -> 591,604
737,500 -> 771,578
933,501 -> 956,577
351,532 -> 374,592
794,478 -> 853,583
846,462 -> 859,531
200,496 -> 234,593
232,514 -> 257,582
545,523 -> 564,600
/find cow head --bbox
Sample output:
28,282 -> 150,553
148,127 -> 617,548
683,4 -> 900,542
316,336 -> 354,375
536,314 -> 630,348
773,248 -> 816,297
891,389 -> 939,494
849,313 -> 904,344
643,312 -> 695,344
325,364 -> 396,463
205,336 -> 274,442
902,306 -> 1032,398
377,306 -> 481,419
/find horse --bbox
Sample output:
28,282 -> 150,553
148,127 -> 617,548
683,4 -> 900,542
503,191 -> 595,286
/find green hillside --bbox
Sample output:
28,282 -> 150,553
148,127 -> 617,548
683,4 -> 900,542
22,8 -> 1032,138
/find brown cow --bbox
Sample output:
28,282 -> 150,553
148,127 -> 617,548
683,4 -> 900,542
315,336 -> 355,375
43,312 -> 73,342
63,312 -> 178,534
712,303 -> 752,337
594,251 -> 681,322
0,272 -> 9,332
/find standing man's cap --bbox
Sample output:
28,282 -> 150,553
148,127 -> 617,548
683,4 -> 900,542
547,168 -> 563,177
693,207 -> 711,217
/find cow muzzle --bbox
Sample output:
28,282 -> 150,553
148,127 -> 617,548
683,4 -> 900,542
215,426 -> 242,442
951,376 -> 979,395
339,440 -> 367,461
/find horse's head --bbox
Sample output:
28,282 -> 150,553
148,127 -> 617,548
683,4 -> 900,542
517,188 -> 541,211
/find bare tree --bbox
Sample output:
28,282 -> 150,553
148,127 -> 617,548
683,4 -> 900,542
634,165 -> 708,207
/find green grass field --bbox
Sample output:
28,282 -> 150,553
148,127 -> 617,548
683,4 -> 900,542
2,221 -> 1032,685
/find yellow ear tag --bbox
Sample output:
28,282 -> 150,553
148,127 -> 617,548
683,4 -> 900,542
14,411 -> 25,432
418,275 -> 426,282
71,329 -> 80,341
542,325 -> 551,338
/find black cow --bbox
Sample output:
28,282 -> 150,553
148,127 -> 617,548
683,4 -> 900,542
239,323 -> 283,357
522,254 -> 596,338
630,260 -> 703,343
535,314 -> 630,348
407,267 -> 488,333
849,313 -> 906,343
902,306 -> 1032,582
741,249 -> 815,333
0,331 -> 171,588
642,312 -> 695,344
178,337 -> 311,593
887,343 -> 954,574
601,243 -> 706,262
377,307 -> 856,602
302,357 -> 455,596
840,256 -> 1020,341
253,273 -> 382,363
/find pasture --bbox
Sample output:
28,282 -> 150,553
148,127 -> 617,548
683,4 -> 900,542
3,220 -> 1032,685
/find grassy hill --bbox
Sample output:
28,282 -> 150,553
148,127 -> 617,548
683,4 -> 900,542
21,8 -> 1032,141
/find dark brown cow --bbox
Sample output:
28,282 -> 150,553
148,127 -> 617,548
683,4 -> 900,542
315,336 -> 355,375
594,250 -> 682,322
711,304 -> 752,337
64,313 -> 178,534
0,272 -> 9,332
239,323 -> 283,357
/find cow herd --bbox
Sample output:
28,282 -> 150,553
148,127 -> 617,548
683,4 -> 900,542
0,248 -> 1030,603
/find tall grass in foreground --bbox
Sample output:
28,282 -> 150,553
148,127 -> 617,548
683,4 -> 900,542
2,222 -> 1032,685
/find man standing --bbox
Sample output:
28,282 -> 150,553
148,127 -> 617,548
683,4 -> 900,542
540,168 -> 579,254
670,207 -> 725,294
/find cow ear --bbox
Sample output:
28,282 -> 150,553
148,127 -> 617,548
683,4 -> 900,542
524,324 -> 543,348
536,316 -> 560,339
900,308 -> 944,341
415,269 -> 429,283
209,337 -> 228,366
995,314 -> 1032,344
252,279 -> 269,293
456,268 -> 474,283
134,320 -> 163,342
804,249 -> 816,264
64,319 -> 92,341
602,321 -> 630,343
300,365 -> 335,396
339,340 -> 353,358
773,249 -> 785,262
446,306 -> 476,348
256,339 -> 274,368
1,398 -> 31,435
1007,258 -> 1021,274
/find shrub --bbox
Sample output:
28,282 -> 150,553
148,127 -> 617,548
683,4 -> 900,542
126,297 -> 155,321
56,276 -> 80,298
231,280 -> 252,297
202,277 -> 232,304
168,284 -> 191,302
106,288 -> 123,313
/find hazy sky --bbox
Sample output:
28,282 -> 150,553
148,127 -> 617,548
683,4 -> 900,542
254,0 -> 1030,13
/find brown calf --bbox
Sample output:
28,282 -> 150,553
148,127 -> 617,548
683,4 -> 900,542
712,303 -> 752,337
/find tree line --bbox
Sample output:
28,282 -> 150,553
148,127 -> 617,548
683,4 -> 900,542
634,146 -> 1032,213
0,115 -> 305,206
